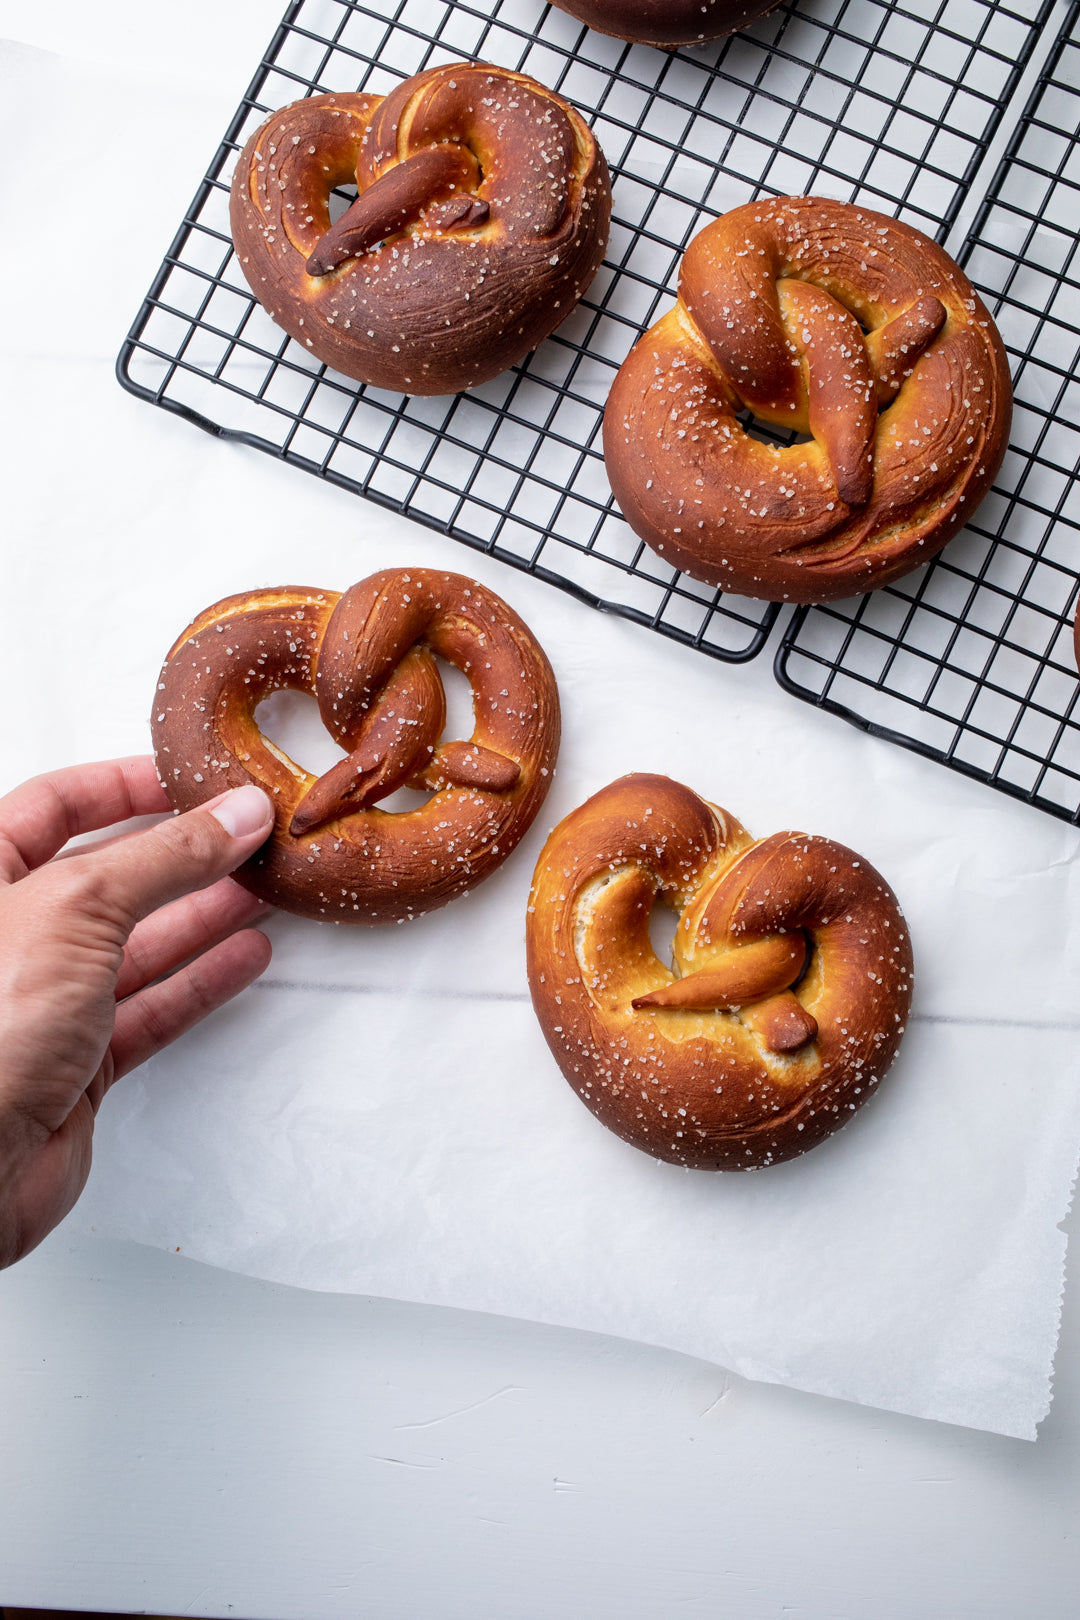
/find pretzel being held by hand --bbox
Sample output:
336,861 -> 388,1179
604,196 -> 1012,602
527,775 -> 913,1169
230,63 -> 611,395
152,570 -> 560,922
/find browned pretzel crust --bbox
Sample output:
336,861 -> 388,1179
526,775 -> 913,1169
604,197 -> 1012,602
230,64 -> 611,395
152,570 -> 560,922
551,0 -> 780,45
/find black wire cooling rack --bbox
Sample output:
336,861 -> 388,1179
776,0 -> 1080,823
118,0 -> 1052,670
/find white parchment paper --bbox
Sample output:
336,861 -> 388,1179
3,36 -> 1079,1438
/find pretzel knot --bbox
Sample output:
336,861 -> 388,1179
230,63 -> 611,395
604,196 -> 1012,602
151,570 -> 560,923
526,775 -> 913,1169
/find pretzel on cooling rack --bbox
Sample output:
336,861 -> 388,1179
229,63 -> 611,395
152,570 -> 560,922
551,0 -> 780,45
604,196 -> 1012,603
527,774 -> 913,1169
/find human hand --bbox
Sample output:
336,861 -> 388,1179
0,757 -> 275,1268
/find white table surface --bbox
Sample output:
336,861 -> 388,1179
1,2 -> 1079,1615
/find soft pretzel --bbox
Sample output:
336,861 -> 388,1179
230,64 -> 611,395
526,775 -> 913,1169
604,196 -> 1012,602
550,0 -> 779,45
152,570 -> 560,922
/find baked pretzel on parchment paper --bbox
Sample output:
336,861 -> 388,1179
605,196 -> 1012,603
230,63 -> 611,395
527,774 -> 913,1169
152,570 -> 560,922
551,0 -> 780,46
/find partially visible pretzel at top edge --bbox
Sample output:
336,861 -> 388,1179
229,63 -> 611,396
604,196 -> 1012,603
527,774 -> 913,1169
151,570 -> 560,923
550,0 -> 780,46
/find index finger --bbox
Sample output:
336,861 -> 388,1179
0,756 -> 169,882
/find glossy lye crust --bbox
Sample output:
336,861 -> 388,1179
229,63 -> 611,395
551,0 -> 780,45
152,570 -> 560,922
526,775 -> 913,1169
604,196 -> 1013,602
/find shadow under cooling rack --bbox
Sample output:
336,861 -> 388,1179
777,0 -> 1080,825
117,0 -> 1051,668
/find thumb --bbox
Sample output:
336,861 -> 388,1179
75,784 -> 275,929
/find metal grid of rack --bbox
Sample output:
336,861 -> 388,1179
777,0 -> 1080,822
117,0 -> 1049,667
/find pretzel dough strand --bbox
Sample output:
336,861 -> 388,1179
527,775 -> 913,1169
604,196 -> 1011,602
230,64 -> 611,395
152,571 -> 560,923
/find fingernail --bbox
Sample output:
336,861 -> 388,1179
208,784 -> 274,839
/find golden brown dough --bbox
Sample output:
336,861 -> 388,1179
152,570 -> 560,922
526,774 -> 913,1168
604,196 -> 1012,602
551,0 -> 780,45
230,64 -> 611,395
